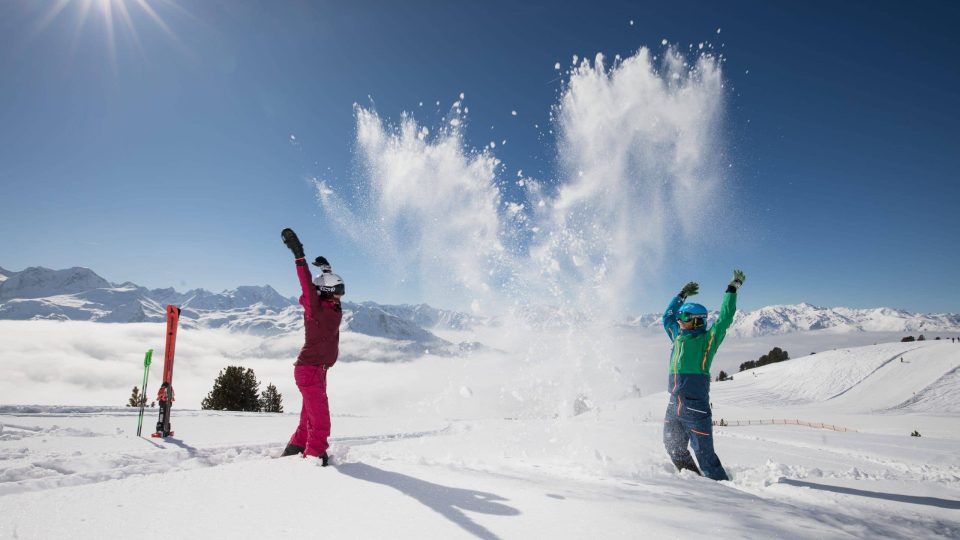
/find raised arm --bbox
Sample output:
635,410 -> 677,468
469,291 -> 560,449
708,270 -> 745,346
295,257 -> 318,319
282,228 -> 319,320
663,281 -> 699,341
663,295 -> 682,341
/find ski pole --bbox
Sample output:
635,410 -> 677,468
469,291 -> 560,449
136,349 -> 153,436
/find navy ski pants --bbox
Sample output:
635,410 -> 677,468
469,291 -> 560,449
663,395 -> 728,481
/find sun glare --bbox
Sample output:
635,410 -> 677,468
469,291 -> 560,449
31,0 -> 184,69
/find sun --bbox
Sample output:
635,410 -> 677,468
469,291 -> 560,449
31,0 -> 183,69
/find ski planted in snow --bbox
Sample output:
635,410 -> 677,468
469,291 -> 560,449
152,305 -> 181,438
136,349 -> 153,437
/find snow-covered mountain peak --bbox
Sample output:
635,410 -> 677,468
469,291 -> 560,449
0,266 -> 112,300
180,285 -> 292,311
1,264 -> 958,339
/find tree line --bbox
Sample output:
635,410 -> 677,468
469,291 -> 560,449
127,366 -> 283,413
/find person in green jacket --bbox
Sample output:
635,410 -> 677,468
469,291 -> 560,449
661,270 -> 745,480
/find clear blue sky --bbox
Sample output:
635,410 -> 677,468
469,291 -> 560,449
1,0 -> 957,314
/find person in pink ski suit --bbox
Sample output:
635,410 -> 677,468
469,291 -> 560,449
280,228 -> 344,465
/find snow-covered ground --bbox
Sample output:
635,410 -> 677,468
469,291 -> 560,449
1,323 -> 958,538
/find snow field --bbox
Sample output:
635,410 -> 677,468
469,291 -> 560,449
1,325 -> 959,537
1,399 -> 957,538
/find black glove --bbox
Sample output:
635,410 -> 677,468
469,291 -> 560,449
312,256 -> 331,272
679,281 -> 699,300
281,228 -> 305,259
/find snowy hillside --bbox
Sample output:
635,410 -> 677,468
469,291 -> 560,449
712,341 -> 960,418
0,335 -> 958,538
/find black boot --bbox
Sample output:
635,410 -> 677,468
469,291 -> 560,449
673,454 -> 702,476
320,452 -> 329,467
281,443 -> 305,457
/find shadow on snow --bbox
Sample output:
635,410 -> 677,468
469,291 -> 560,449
779,478 -> 960,510
336,462 -> 520,540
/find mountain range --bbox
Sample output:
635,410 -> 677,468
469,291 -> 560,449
1,266 -> 958,341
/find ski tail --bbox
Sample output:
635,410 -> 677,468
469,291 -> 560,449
152,305 -> 180,438
136,349 -> 153,437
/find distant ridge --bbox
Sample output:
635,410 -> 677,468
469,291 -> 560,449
1,265 -> 958,338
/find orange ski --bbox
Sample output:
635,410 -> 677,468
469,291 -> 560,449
152,305 -> 181,438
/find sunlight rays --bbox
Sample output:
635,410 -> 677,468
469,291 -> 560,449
29,0 -> 185,69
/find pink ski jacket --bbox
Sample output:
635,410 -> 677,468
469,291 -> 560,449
294,257 -> 342,367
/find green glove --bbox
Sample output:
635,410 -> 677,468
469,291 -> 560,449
729,269 -> 746,289
679,281 -> 699,300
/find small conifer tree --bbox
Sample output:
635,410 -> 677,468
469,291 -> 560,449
259,383 -> 284,413
127,386 -> 142,407
201,366 -> 262,411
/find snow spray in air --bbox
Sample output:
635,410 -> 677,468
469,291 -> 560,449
315,46 -> 727,417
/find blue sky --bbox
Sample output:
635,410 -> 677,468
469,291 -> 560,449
1,0 -> 958,315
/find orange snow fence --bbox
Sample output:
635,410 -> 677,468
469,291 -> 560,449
712,418 -> 857,433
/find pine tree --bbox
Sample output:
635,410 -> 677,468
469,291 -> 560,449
201,366 -> 262,411
259,383 -> 284,413
717,370 -> 729,382
739,347 -> 790,372
127,386 -> 146,407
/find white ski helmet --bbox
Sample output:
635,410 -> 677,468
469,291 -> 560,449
313,272 -> 345,296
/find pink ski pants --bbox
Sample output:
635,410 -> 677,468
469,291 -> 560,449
288,364 -> 331,457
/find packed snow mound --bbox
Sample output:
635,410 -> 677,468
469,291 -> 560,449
712,341 -> 960,413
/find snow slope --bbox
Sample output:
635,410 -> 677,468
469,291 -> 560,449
1,331 -> 958,538
713,342 -> 959,411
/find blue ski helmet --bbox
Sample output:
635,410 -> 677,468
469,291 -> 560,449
677,303 -> 708,322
